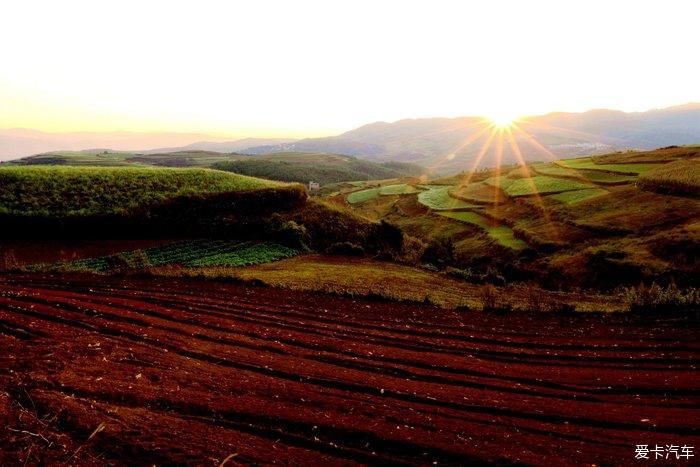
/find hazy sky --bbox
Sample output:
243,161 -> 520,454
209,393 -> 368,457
1,0 -> 699,138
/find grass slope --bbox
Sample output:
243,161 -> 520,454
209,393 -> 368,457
212,153 -> 425,185
437,211 -> 528,250
637,159 -> 700,196
549,188 -> 609,204
12,150 -> 427,186
557,158 -> 658,174
417,186 -> 477,210
499,175 -> 592,197
0,166 -> 278,216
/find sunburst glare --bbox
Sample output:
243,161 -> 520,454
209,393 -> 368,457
486,111 -> 520,128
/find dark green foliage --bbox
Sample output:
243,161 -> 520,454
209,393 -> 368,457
212,154 -> 425,185
421,238 -> 455,267
326,242 -> 365,256
39,239 -> 299,273
622,282 -> 700,313
265,216 -> 310,250
0,166 -> 279,217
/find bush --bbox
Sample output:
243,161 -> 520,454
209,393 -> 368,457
421,238 -> 454,268
326,242 -> 365,256
0,250 -> 20,271
274,220 -> 310,250
519,283 -> 575,312
480,284 -> 498,311
621,282 -> 700,313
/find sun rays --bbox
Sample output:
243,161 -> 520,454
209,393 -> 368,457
443,116 -> 565,240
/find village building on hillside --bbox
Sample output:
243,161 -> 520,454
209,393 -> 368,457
308,181 -> 320,191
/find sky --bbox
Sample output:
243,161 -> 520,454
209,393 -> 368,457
1,0 -> 699,139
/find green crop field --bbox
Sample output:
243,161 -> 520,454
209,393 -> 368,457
32,239 -> 298,273
347,187 -> 381,204
347,184 -> 419,204
417,186 -> 478,210
637,159 -> 700,196
557,158 -> 659,174
576,170 -> 636,184
0,166 -> 279,216
188,242 -> 298,267
378,184 -> 420,195
497,175 -> 592,197
530,164 -> 580,178
549,188 -> 609,204
437,211 -> 528,250
450,181 -> 507,203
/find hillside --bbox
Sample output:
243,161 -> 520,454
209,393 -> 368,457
0,166 -> 281,217
211,152 -> 426,185
8,150 -> 428,185
244,104 -> 700,172
0,129 -> 296,161
334,146 -> 700,289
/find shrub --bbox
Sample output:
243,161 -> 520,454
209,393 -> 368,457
0,250 -> 20,271
480,284 -> 498,311
327,242 -> 365,256
621,282 -> 700,313
274,220 -> 310,250
421,238 -> 454,268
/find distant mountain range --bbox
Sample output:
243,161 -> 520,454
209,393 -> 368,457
2,104 -> 699,170
0,129 -> 294,161
243,103 -> 700,171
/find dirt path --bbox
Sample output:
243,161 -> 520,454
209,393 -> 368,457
0,275 -> 698,465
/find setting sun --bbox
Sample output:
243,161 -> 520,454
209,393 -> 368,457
487,112 -> 520,128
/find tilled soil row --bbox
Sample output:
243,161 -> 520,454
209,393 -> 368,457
0,274 -> 698,466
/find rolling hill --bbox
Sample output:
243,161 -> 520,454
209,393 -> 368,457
244,104 -> 700,172
211,152 -> 426,185
334,145 -> 700,289
8,150 -> 428,185
0,128 -> 296,161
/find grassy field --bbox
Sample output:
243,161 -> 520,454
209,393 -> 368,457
213,153 -> 425,185
450,181 -> 507,203
557,158 -> 659,174
346,187 -> 381,204
549,188 -> 609,204
637,159 -> 700,196
152,254 -> 620,311
0,166 -> 279,216
13,150 -> 426,186
378,183 -> 420,195
346,183 -> 419,204
417,186 -> 477,210
437,211 -> 528,249
501,175 -> 592,197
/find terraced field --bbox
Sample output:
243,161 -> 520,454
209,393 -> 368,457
1,275 -> 697,465
492,175 -> 593,197
346,187 -> 381,204
556,158 -> 659,174
549,188 -> 609,204
437,211 -> 528,249
417,186 -> 477,210
347,184 -> 420,204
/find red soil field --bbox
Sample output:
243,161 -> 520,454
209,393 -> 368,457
0,274 -> 698,465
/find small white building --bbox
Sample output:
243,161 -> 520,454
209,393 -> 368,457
308,181 -> 320,191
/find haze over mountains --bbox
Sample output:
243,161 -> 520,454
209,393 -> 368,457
244,104 -> 700,171
2,104 -> 699,171
0,129 -> 294,161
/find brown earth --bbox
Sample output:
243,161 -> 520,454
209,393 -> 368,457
0,274 -> 698,466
